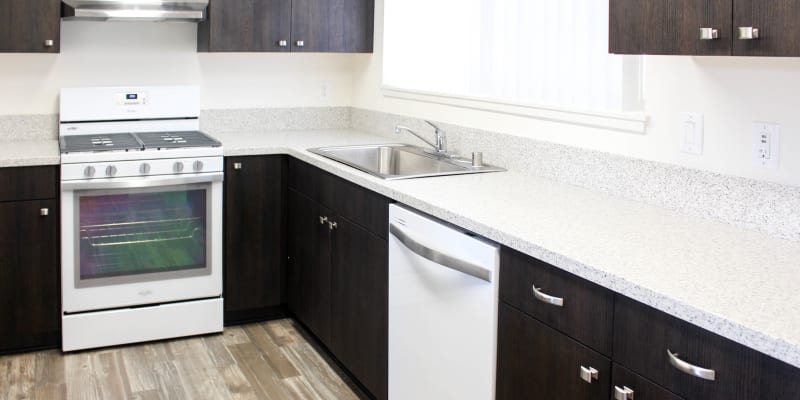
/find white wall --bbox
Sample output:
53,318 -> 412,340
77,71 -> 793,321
0,21 -> 359,114
352,0 -> 800,187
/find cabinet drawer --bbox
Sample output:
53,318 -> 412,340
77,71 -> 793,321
288,158 -> 388,238
614,295 -> 762,400
499,247 -> 614,355
0,166 -> 57,202
497,303 -> 611,400
612,363 -> 685,400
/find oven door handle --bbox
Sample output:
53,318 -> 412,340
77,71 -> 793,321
61,172 -> 223,191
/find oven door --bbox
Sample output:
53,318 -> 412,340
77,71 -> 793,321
61,173 -> 223,313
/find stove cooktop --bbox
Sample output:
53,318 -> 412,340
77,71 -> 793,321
60,131 -> 222,154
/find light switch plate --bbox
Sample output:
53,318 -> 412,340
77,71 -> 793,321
752,122 -> 780,169
680,112 -> 704,155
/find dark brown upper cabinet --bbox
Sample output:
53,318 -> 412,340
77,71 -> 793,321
198,0 -> 374,53
733,0 -> 800,56
0,0 -> 60,53
609,0 -> 800,56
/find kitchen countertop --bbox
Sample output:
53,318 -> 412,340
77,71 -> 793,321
0,140 -> 60,167
6,130 -> 800,368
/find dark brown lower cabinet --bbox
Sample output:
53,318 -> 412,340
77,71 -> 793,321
0,199 -> 60,353
224,156 -> 287,324
287,158 -> 389,400
496,303 -> 611,400
329,217 -> 388,400
287,189 -> 333,345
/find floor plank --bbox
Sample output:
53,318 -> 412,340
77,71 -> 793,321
0,319 -> 359,400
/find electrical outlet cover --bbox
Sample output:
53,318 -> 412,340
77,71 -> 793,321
752,122 -> 780,169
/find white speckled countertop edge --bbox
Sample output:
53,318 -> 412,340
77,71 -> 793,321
0,140 -> 61,167
4,131 -> 800,369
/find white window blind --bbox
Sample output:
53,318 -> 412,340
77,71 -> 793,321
383,0 -> 642,113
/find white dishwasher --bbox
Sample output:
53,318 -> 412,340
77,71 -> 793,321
388,204 -> 500,400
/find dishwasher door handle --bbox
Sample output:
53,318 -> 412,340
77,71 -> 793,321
389,223 -> 492,283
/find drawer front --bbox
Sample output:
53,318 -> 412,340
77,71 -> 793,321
612,363 -> 685,400
613,295 -> 762,400
499,247 -> 614,355
289,158 -> 388,238
497,303 -> 611,400
0,166 -> 58,202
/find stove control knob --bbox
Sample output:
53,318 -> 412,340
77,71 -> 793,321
140,163 -> 151,174
105,165 -> 117,177
193,160 -> 204,172
84,166 -> 96,178
173,161 -> 185,173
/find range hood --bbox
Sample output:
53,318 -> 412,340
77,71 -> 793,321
62,0 -> 209,22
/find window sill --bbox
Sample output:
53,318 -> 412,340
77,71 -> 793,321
381,86 -> 648,134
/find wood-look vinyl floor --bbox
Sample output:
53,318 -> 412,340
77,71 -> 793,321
0,319 -> 361,400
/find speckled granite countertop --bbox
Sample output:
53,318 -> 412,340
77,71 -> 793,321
0,140 -> 60,167
4,131 -> 800,368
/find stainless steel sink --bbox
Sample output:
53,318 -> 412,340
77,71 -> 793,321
308,144 -> 505,180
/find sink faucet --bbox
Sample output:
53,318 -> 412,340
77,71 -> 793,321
394,120 -> 449,156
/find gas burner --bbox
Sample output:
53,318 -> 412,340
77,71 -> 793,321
60,133 -> 143,153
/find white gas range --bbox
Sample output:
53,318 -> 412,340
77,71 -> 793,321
59,86 -> 224,351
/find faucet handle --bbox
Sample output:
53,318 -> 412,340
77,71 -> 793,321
424,120 -> 443,132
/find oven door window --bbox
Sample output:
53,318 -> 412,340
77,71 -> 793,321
76,184 -> 211,287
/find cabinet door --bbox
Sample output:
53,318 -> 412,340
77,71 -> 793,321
0,199 -> 59,352
609,0 -> 732,55
330,218 -> 388,400
0,0 -> 60,53
291,0 -> 374,52
497,303 -> 611,400
224,156 -> 286,323
198,0 -> 292,52
287,190 -> 333,345
733,0 -> 800,56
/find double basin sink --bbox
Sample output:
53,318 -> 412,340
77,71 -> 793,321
308,144 -> 505,180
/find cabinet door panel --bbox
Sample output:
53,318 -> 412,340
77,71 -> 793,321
0,0 -> 60,53
733,0 -> 800,56
609,0 -> 732,55
330,219 -> 388,400
0,199 -> 60,352
614,295 -> 762,400
291,0 -> 374,52
199,0 -> 292,52
497,303 -> 611,400
287,190 -> 333,345
224,156 -> 286,323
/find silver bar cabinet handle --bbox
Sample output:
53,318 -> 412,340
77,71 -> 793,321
531,284 -> 564,307
328,221 -> 337,230
296,40 -> 305,47
389,223 -> 492,282
233,162 -> 242,170
277,40 -> 288,47
40,208 -> 49,216
667,349 -> 716,381
319,216 -> 328,225
44,40 -> 54,47
738,27 -> 760,40
614,386 -> 635,400
579,366 -> 598,383
699,28 -> 719,40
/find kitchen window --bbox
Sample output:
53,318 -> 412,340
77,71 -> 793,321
383,0 -> 646,132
